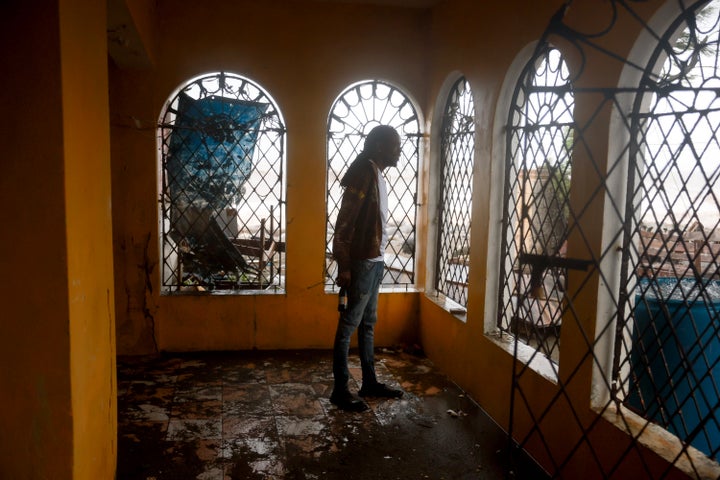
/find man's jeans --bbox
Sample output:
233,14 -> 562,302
332,260 -> 384,391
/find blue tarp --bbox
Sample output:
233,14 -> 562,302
167,93 -> 269,210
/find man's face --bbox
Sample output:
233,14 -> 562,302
379,134 -> 401,169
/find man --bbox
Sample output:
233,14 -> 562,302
330,125 -> 405,412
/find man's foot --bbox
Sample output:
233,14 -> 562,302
330,389 -> 369,412
358,382 -> 404,398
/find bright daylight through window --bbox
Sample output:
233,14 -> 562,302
612,0 -> 720,459
325,80 -> 421,290
158,72 -> 286,293
436,77 -> 475,311
498,46 -> 574,366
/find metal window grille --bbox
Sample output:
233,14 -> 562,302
158,72 -> 286,293
613,0 -> 720,461
503,1 -> 720,476
325,80 -> 421,289
499,47 -> 574,365
435,77 -> 475,308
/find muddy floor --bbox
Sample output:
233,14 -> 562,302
117,348 -> 548,479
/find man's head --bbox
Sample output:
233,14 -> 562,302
364,125 -> 401,170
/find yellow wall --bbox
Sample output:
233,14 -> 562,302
108,0 -> 706,477
61,0 -> 118,478
0,0 -> 699,478
0,4 -> 73,478
0,1 -> 116,479
111,0 -> 428,354
419,0 -> 701,478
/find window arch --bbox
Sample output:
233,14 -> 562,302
435,76 -> 475,309
325,80 -> 421,289
497,45 -> 575,365
494,1 -> 720,474
158,72 -> 286,293
610,0 -> 720,460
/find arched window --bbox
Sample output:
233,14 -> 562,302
435,77 -> 475,309
498,46 -> 574,364
325,80 -> 421,289
494,0 -> 720,474
158,72 -> 286,293
612,0 -> 720,459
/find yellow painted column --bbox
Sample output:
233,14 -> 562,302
0,1 -> 117,479
60,0 -> 118,478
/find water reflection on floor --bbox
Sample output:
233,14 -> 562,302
117,348 -> 548,479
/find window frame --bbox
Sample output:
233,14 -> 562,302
434,76 -> 476,313
324,79 -> 423,292
494,43 -> 576,370
157,71 -> 287,295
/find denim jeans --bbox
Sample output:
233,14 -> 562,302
332,260 -> 384,391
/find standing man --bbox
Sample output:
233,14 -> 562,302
330,125 -> 405,412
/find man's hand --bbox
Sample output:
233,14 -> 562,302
336,270 -> 351,288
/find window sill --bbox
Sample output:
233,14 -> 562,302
162,287 -> 285,296
598,403 -> 720,478
485,330 -> 559,384
426,292 -> 467,322
325,285 -> 421,294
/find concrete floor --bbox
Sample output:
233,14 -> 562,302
117,348 -> 548,479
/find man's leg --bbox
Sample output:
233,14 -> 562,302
331,260 -> 376,411
331,312 -> 368,411
357,261 -> 383,387
332,309 -> 361,393
356,261 -> 404,399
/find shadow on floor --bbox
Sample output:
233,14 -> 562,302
117,348 -> 548,479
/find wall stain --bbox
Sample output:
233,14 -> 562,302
139,233 -> 159,352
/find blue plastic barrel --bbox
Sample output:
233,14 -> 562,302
628,277 -> 720,459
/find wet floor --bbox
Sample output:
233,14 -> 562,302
117,348 -> 548,479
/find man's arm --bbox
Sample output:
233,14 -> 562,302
332,163 -> 372,284
333,184 -> 364,277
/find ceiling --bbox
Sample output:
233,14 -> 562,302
107,0 -> 443,68
309,0 -> 442,6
